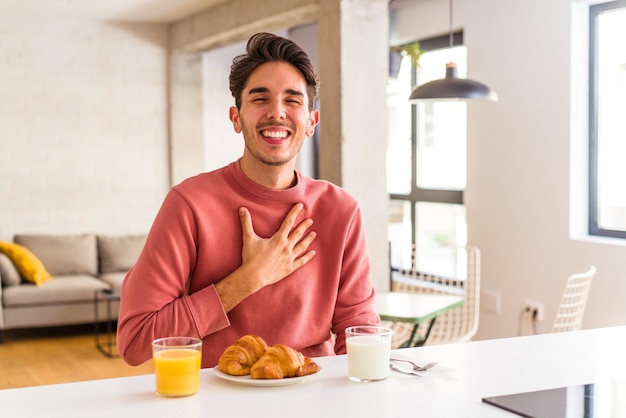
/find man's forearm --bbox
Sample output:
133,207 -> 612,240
214,266 -> 261,312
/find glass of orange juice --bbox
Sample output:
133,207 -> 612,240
152,336 -> 202,397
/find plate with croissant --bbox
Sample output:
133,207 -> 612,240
214,335 -> 322,387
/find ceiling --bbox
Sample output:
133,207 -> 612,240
0,0 -> 230,23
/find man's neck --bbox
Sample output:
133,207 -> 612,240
238,157 -> 297,190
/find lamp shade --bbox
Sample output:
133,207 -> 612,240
409,63 -> 498,102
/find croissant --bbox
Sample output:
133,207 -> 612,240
297,356 -> 321,377
250,344 -> 320,379
217,334 -> 268,376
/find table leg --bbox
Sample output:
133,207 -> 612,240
419,317 -> 438,346
399,324 -> 421,348
94,290 -> 119,357
93,291 -> 99,348
106,296 -> 113,356
399,317 -> 439,348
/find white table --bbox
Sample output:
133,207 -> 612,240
2,326 -> 626,417
375,291 -> 464,346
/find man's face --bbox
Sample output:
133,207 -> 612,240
229,61 -> 319,167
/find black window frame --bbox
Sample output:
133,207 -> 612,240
389,31 -> 465,247
588,0 -> 626,239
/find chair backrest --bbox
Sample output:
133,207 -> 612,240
551,266 -> 596,333
390,245 -> 481,346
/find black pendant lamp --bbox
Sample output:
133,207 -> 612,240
408,0 -> 497,102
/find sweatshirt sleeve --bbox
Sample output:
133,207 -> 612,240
331,206 -> 380,354
116,189 -> 230,366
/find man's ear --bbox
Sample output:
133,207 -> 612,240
306,109 -> 320,137
229,106 -> 242,133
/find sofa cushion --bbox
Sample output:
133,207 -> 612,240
0,241 -> 52,286
0,252 -> 22,287
98,272 -> 127,290
98,234 -> 146,274
14,234 -> 98,276
1,274 -> 110,306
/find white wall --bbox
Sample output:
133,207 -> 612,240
392,0 -> 626,340
0,18 -> 171,240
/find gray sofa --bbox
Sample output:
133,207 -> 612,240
0,233 -> 146,342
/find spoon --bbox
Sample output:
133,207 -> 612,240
389,363 -> 423,377
390,358 -> 439,372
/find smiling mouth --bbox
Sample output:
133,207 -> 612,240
260,128 -> 290,144
261,130 -> 288,139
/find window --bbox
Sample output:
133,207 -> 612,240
387,33 -> 467,277
589,0 -> 626,239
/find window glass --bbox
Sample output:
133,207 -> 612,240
416,46 -> 468,84
594,3 -> 626,234
416,101 -> 467,190
386,56 -> 413,195
415,202 -> 467,278
387,36 -> 468,275
415,47 -> 467,190
388,199 -> 412,269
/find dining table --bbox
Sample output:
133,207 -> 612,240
2,325 -> 626,417
375,291 -> 464,347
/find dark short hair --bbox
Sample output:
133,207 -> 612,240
229,32 -> 319,111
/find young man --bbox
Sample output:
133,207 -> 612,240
117,32 -> 379,368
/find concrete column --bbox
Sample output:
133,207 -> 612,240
169,51 -> 205,186
318,0 -> 390,291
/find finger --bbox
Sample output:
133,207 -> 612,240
238,207 -> 255,239
293,231 -> 317,255
288,218 -> 314,245
294,249 -> 317,270
278,203 -> 304,234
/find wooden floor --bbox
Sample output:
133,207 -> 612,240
0,325 -> 154,390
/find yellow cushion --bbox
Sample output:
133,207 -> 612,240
0,241 -> 52,286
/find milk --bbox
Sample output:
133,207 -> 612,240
347,335 -> 391,382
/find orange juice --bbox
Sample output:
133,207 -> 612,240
153,348 -> 201,397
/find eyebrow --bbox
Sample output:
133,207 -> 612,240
247,87 -> 305,97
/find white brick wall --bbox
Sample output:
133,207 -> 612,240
0,17 -> 170,240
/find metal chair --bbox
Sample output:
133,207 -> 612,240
551,266 -> 596,333
389,245 -> 481,348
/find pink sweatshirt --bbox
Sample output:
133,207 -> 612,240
117,160 -> 379,368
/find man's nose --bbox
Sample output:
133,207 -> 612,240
267,101 -> 286,119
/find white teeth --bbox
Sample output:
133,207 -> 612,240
262,130 -> 288,139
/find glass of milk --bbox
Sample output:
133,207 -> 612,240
345,326 -> 392,382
